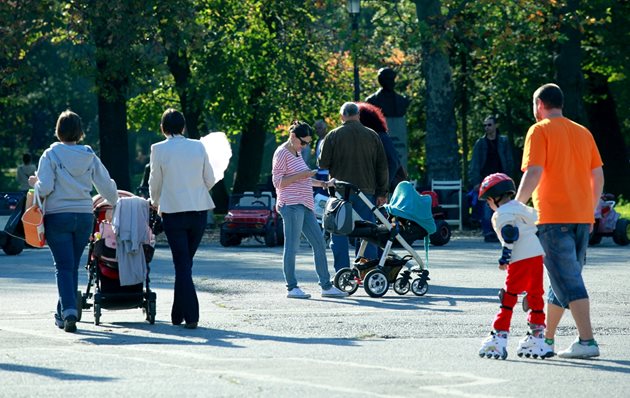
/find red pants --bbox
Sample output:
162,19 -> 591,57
492,255 -> 545,332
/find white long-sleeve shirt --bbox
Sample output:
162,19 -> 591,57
492,200 -> 545,263
149,135 -> 215,214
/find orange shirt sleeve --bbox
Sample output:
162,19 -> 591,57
521,125 -> 546,171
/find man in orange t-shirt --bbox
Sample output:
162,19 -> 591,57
516,83 -> 604,359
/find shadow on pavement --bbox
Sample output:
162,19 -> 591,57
0,363 -> 116,382
308,296 -> 464,313
76,321 -> 360,349
514,357 -> 630,375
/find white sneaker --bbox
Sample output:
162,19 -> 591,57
557,338 -> 600,359
478,331 -> 508,360
321,286 -> 348,298
516,333 -> 555,359
287,287 -> 311,299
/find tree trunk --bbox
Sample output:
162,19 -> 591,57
164,45 -> 202,140
88,2 -> 136,191
414,0 -> 461,182
97,93 -> 131,191
585,72 -> 630,198
458,49 -> 470,185
158,4 -> 228,209
165,47 -> 228,209
503,103 -> 522,184
553,0 -> 588,125
233,87 -> 268,194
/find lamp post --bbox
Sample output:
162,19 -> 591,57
347,0 -> 360,101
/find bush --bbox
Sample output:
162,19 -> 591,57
616,196 -> 630,219
0,169 -> 19,191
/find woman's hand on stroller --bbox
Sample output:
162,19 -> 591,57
322,178 -> 336,189
376,195 -> 388,207
322,178 -> 337,194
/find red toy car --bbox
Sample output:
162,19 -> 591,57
220,192 -> 284,247
589,193 -> 630,246
421,190 -> 452,246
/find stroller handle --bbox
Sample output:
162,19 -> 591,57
328,180 -> 359,200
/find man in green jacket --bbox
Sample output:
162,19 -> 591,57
319,102 -> 389,271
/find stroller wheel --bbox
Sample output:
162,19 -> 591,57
94,303 -> 101,325
333,268 -> 359,295
411,278 -> 429,296
364,269 -> 389,298
146,299 -> 156,324
393,277 -> 410,295
76,291 -> 83,322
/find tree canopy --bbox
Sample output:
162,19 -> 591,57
1,0 -> 628,199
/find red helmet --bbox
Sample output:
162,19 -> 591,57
479,173 -> 516,200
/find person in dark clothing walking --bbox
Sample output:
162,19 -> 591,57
469,115 -> 514,242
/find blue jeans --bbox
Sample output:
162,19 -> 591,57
481,202 -> 496,237
538,224 -> 590,308
162,211 -> 207,324
331,193 -> 377,271
278,205 -> 332,291
45,212 -> 93,319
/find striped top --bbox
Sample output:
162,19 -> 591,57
272,145 -> 315,211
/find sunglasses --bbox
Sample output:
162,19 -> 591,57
296,136 -> 312,147
484,123 -> 493,127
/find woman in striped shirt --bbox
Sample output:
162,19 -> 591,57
272,121 -> 347,299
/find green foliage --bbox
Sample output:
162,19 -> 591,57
615,196 -> 630,219
0,169 -> 19,191
0,0 -> 629,193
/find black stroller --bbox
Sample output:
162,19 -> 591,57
327,181 -> 436,298
79,190 -> 158,325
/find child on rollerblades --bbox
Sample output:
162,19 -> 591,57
477,173 -> 554,360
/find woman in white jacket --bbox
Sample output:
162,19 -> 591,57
149,108 -> 215,329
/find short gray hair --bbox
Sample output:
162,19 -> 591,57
340,102 -> 359,117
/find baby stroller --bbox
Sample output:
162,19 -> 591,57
79,190 -> 158,325
328,181 -> 436,298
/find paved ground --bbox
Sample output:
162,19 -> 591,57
1,231 -> 629,397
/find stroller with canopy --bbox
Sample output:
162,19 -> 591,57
79,190 -> 158,325
328,181 -> 436,298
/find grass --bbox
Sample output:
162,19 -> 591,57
616,201 -> 630,219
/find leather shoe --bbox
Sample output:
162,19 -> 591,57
184,322 -> 198,329
64,315 -> 77,333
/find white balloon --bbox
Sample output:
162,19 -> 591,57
200,132 -> 232,182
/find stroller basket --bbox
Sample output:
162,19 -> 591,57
354,257 -> 408,281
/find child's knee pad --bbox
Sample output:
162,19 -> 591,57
499,288 -> 518,311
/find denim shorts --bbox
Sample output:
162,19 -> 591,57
537,224 -> 590,308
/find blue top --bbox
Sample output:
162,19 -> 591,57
384,181 -> 436,234
377,131 -> 401,187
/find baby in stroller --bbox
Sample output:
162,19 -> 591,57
328,180 -> 436,297
80,190 -> 159,325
